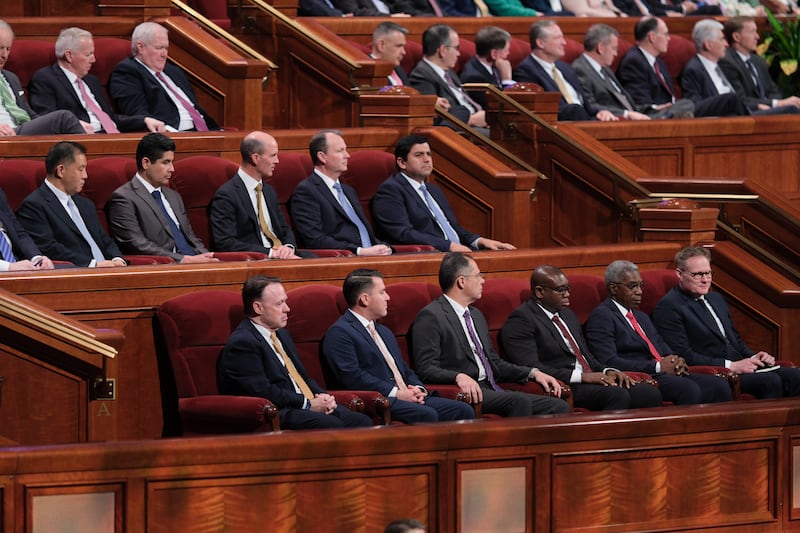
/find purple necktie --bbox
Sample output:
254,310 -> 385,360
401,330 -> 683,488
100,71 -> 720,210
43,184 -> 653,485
463,309 -> 501,391
76,78 -> 118,133
155,71 -> 209,132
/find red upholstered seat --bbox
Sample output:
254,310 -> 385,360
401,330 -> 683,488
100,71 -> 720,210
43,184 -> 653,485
563,38 -> 585,65
455,38 -> 476,75
90,37 -> 133,104
663,35 -> 695,98
509,38 -> 531,69
156,290 -> 280,434
5,40 -> 55,90
399,40 -> 424,79
566,273 -> 606,324
0,159 -> 45,210
188,0 -> 232,30
640,269 -> 677,315
285,284 -> 391,424
612,37 -> 634,72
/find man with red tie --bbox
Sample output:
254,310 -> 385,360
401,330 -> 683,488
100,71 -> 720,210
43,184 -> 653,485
584,259 -> 732,404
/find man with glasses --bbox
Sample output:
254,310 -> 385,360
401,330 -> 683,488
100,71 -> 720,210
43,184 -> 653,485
500,264 -> 662,411
585,260 -> 732,404
411,252 -> 570,417
653,246 -> 800,399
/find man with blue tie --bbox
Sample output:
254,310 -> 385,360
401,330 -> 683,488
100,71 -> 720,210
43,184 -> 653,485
290,129 -> 392,256
322,268 -> 475,424
0,188 -> 54,271
372,134 -> 515,252
106,133 -> 218,263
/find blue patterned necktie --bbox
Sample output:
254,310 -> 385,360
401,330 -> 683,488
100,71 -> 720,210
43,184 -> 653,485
151,190 -> 195,256
420,183 -> 460,244
333,182 -> 372,248
0,231 -> 15,263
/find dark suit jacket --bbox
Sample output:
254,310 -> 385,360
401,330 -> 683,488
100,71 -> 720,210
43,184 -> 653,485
17,183 -> 123,267
372,172 -> 478,251
0,188 -> 41,261
217,320 -> 326,409
408,59 -> 472,123
572,54 -> 645,117
719,48 -> 782,109
298,0 -> 344,14
460,55 -> 500,109
439,0 -> 478,16
499,299 -> 603,383
289,172 -> 384,253
680,55 -> 725,103
384,0 -> 434,15
29,64 -> 147,132
652,286 -> 753,366
584,298 -> 672,374
106,178 -> 208,260
108,57 -> 219,131
617,46 -> 675,107
512,55 -> 597,115
322,311 -> 424,395
411,295 -> 532,384
210,174 -> 297,254
2,70 -> 38,119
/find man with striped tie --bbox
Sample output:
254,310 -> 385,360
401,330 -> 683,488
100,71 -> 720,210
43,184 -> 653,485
0,188 -> 54,271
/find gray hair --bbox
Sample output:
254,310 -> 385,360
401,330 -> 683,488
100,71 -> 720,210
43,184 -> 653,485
692,19 -> 723,52
0,20 -> 14,39
584,24 -> 619,53
529,20 -> 557,50
55,27 -> 92,59
131,21 -> 167,57
372,21 -> 408,45
605,260 -> 639,286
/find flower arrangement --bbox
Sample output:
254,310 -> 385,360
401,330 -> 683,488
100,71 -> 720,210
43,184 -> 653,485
760,10 -> 800,96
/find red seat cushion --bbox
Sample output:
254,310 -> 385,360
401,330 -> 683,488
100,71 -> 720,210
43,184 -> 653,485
0,160 -> 45,210
400,40 -> 424,79
381,282 -> 441,366
5,40 -> 55,90
340,150 -> 395,226
83,157 -> 137,232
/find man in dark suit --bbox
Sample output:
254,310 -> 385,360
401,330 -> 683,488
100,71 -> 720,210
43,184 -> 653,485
0,188 -> 55,272
210,131 -> 304,259
719,16 -> 800,113
681,19 -> 794,116
408,24 -> 488,129
322,268 -> 475,423
107,133 -> 218,263
500,265 -> 662,411
108,22 -> 219,132
370,22 -> 411,88
218,275 -> 373,430
617,17 -> 741,118
29,27 -> 166,134
460,26 -> 515,109
653,246 -> 800,399
411,252 -> 570,417
572,24 -> 652,121
16,142 -> 127,268
372,134 -> 515,253
290,129 -> 392,256
584,260 -> 732,405
0,20 -> 87,136
513,21 -> 616,122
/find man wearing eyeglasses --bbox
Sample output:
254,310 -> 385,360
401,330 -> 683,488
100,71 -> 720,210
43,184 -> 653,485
585,260 -> 732,404
500,264 -> 663,411
653,246 -> 800,399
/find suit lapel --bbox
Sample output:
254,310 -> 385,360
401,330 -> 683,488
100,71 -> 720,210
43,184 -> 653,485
41,185 -> 83,238
394,174 -> 437,225
310,174 -> 350,220
438,297 -> 476,364
232,176 -> 260,229
51,65 -> 83,108
529,301 -> 573,357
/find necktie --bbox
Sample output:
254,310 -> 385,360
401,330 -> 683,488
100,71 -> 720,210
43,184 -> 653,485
696,297 -> 739,359
625,310 -> 662,362
333,182 -> 372,248
552,66 -> 578,105
66,197 -> 106,262
420,183 -> 460,244
552,314 -> 594,373
155,71 -> 209,132
0,75 -> 30,125
715,66 -> 733,94
271,331 -> 314,400
151,190 -> 195,256
0,232 -> 15,263
473,0 -> 490,15
75,78 -> 119,133
653,61 -> 674,98
255,183 -> 283,248
746,59 -> 766,99
603,68 -> 633,111
444,71 -> 482,112
428,0 -> 444,16
371,0 -> 391,13
463,309 -> 501,391
367,322 -> 408,389
388,70 -> 403,86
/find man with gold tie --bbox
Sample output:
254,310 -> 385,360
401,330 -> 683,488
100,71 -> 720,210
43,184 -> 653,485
218,275 -> 373,430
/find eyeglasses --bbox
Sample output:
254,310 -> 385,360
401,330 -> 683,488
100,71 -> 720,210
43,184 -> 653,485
679,269 -> 713,280
461,273 -> 485,280
542,285 -> 570,295
612,281 -> 646,290
444,44 -> 460,51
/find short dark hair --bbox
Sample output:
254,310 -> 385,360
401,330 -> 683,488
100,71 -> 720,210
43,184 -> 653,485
529,20 -> 557,50
634,17 -> 661,43
385,518 -> 426,533
475,26 -> 511,57
343,268 -> 383,308
422,24 -> 455,57
584,23 -> 619,52
723,16 -> 754,45
530,264 -> 563,295
240,134 -> 264,164
394,134 -> 429,171
309,129 -> 343,166
439,251 -> 474,292
372,21 -> 408,44
45,141 -> 86,176
242,275 -> 282,317
674,246 -> 711,270
136,133 -> 176,171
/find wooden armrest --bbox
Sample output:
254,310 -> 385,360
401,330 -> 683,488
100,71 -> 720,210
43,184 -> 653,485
213,251 -> 267,261
331,390 -> 390,425
424,384 -> 483,418
392,244 -> 438,253
124,255 -> 176,265
179,395 -> 279,434
303,249 -> 355,258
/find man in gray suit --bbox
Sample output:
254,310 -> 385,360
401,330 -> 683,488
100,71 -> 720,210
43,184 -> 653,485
410,252 -> 570,417
106,133 -> 218,263
572,24 -> 651,121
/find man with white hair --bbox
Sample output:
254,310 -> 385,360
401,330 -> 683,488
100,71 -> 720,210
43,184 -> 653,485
109,21 -> 219,132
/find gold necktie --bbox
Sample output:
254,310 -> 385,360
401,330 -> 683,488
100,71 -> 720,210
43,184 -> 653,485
552,66 -> 577,105
367,322 -> 407,389
271,331 -> 313,400
255,183 -> 282,248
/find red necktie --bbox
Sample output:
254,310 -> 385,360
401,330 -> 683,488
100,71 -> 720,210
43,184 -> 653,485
653,61 -> 674,98
76,78 -> 118,133
625,310 -> 662,362
428,0 -> 444,16
552,315 -> 594,373
155,71 -> 209,132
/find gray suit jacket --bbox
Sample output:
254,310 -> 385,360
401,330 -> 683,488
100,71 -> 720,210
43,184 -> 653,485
572,54 -> 647,117
718,48 -> 782,110
408,60 -> 472,123
107,177 -> 207,260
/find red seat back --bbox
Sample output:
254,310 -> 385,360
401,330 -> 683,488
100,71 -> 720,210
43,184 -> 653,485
0,160 -> 46,210
663,35 -> 695,98
454,38 -> 476,75
5,40 -> 55,90
381,281 -> 441,366
509,37 -> 531,69
90,37 -> 132,102
340,150 -> 395,226
83,157 -> 137,232
471,278 -> 530,351
566,273 -> 606,324
268,152 -> 313,226
400,40 -> 424,79
563,38 -> 585,64
640,269 -> 677,316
